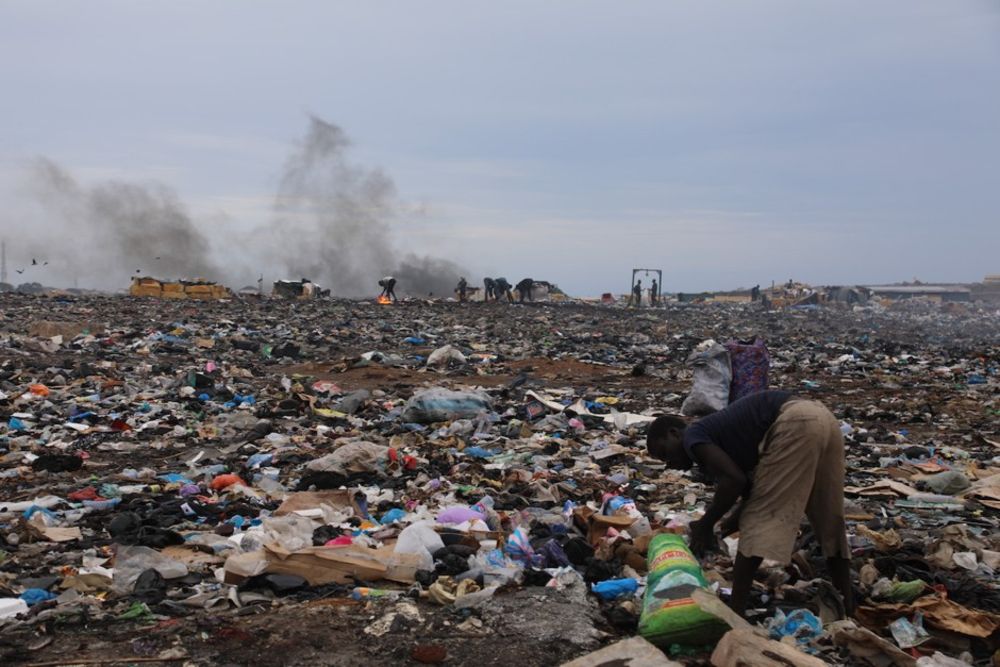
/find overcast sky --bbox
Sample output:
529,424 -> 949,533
1,1 -> 998,294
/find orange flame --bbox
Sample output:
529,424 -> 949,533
377,295 -> 392,305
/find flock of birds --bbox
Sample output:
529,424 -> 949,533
11,257 -> 163,277
14,258 -> 48,275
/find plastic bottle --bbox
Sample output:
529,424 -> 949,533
82,498 -> 122,511
351,587 -> 401,601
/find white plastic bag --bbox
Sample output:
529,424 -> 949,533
427,345 -> 466,367
261,514 -> 315,552
392,520 -> 444,572
681,341 -> 732,416
0,598 -> 29,619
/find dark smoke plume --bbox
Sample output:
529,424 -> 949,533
269,116 -> 465,296
22,158 -> 219,287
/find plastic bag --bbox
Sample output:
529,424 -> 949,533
767,609 -> 823,647
0,598 -> 29,619
889,614 -> 930,649
401,388 -> 492,424
112,545 -> 188,593
426,345 -> 466,367
680,342 -> 732,416
260,514 -> 315,552
871,578 -> 927,603
437,506 -> 486,525
638,533 -> 728,647
393,521 -> 445,572
924,471 -> 970,495
466,550 -> 522,587
453,584 -> 499,609
592,578 -> 639,600
305,440 -> 389,474
504,526 -> 542,567
20,588 -> 57,606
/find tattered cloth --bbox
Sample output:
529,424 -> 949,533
725,337 -> 770,402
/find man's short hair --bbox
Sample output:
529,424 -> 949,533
646,415 -> 686,447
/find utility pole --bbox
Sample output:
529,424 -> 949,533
1,240 -> 7,285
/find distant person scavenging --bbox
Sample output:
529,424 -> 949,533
378,275 -> 397,302
516,278 -> 534,303
483,277 -> 496,302
650,278 -> 658,306
631,279 -> 642,307
494,277 -> 513,303
456,276 -> 468,302
645,391 -> 854,617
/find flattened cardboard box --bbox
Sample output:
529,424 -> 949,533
260,543 -> 421,586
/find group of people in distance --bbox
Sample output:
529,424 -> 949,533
479,277 -> 535,303
455,276 -> 539,303
379,275 -> 538,304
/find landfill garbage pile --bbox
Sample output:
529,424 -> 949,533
0,292 -> 997,666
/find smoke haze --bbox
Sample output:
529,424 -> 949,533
5,158 -> 219,289
5,116 -> 466,296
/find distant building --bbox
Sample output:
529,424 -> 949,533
866,284 -> 971,303
970,275 -> 1000,303
825,286 -> 871,306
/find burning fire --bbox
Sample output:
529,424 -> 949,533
377,295 -> 392,305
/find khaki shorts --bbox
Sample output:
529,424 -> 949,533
737,399 -> 850,563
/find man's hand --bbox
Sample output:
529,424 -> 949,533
688,443 -> 747,549
688,518 -> 719,557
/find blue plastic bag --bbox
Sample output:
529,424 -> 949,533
767,609 -> 822,648
21,588 -> 57,606
379,508 -> 408,525
592,578 -> 639,600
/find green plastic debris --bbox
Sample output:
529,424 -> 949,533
889,580 -> 928,603
117,601 -> 154,621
